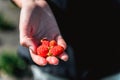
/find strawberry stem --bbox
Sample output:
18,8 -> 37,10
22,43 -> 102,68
47,52 -> 52,56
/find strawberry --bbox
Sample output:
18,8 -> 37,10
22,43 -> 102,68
49,40 -> 57,47
41,39 -> 49,47
49,45 -> 64,56
37,38 -> 66,65
37,45 -> 49,58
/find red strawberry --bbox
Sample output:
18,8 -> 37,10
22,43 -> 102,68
49,40 -> 57,47
41,39 -> 49,47
49,45 -> 64,56
37,45 -> 49,57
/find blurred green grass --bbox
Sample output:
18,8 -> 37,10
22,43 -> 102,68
0,51 -> 32,78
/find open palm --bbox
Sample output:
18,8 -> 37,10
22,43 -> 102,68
19,1 -> 68,66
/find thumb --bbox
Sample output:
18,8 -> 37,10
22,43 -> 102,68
20,36 -> 37,53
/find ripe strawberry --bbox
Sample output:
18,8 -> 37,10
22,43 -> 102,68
41,39 -> 49,47
37,45 -> 49,58
49,45 -> 64,56
49,40 -> 57,47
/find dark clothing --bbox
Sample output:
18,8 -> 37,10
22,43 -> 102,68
50,0 -> 120,80
17,45 -> 76,80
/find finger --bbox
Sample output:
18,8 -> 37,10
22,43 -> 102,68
46,56 -> 59,65
30,49 -> 47,66
59,52 -> 69,61
56,35 -> 67,50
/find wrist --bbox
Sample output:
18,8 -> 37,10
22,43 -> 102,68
11,0 -> 22,8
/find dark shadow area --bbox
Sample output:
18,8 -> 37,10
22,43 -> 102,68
0,14 -> 16,31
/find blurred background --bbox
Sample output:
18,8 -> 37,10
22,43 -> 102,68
0,0 -> 120,80
0,0 -> 19,53
0,1 -> 33,80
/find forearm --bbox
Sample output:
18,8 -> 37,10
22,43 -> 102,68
12,0 -> 22,8
12,0 -> 48,8
11,0 -> 68,9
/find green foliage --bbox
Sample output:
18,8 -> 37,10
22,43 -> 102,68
0,14 -> 15,31
0,51 -> 28,77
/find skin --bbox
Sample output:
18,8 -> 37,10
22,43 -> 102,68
13,0 -> 69,66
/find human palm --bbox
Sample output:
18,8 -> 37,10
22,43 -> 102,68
19,1 -> 68,66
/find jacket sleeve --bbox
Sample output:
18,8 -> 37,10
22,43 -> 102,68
50,0 -> 68,9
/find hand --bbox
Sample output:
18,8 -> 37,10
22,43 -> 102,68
19,0 -> 68,66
